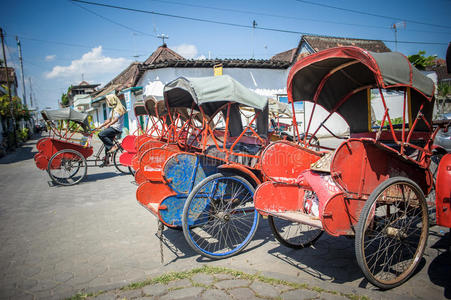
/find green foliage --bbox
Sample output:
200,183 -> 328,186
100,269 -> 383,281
61,93 -> 69,107
437,82 -> 450,98
376,117 -> 404,126
408,50 -> 435,70
0,84 -> 29,120
16,127 -> 30,142
61,85 -> 72,107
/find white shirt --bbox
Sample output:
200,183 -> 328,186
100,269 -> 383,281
111,111 -> 124,132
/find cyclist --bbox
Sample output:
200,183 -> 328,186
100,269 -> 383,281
95,94 -> 126,166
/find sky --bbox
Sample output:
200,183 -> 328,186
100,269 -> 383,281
1,0 -> 450,110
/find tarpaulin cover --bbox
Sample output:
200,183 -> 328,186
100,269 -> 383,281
287,47 -> 435,133
164,75 -> 268,117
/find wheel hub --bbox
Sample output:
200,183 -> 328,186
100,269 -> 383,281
386,226 -> 408,239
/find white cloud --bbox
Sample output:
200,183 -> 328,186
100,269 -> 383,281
45,46 -> 132,80
172,44 -> 198,59
195,55 -> 207,60
45,55 -> 56,61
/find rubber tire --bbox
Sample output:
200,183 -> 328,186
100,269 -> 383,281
47,149 -> 87,186
355,177 -> 429,290
113,146 -> 133,175
268,216 -> 323,249
182,173 -> 259,259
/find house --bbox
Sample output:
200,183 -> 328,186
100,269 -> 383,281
0,67 -> 18,97
90,62 -> 141,132
68,81 -> 100,113
271,35 -> 391,64
94,35 -> 393,137
426,59 -> 451,114
93,44 -> 290,134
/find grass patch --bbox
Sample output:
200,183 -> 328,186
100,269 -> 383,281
69,265 -> 370,300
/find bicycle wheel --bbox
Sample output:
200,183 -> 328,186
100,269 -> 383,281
47,149 -> 87,186
355,177 -> 429,289
113,147 -> 133,174
182,173 -> 259,259
268,216 -> 323,249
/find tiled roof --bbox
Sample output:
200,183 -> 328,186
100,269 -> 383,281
141,58 -> 290,70
143,44 -> 185,65
270,48 -> 297,63
302,35 -> 391,53
271,35 -> 391,64
93,62 -> 141,100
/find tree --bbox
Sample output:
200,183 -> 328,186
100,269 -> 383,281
61,86 -> 72,107
0,85 -> 21,148
408,50 -> 435,70
436,82 -> 450,115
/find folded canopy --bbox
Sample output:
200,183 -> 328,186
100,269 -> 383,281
164,75 -> 268,117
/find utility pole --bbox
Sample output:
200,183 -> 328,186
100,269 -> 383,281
28,77 -> 33,107
16,36 -> 27,107
252,20 -> 257,59
1,28 -> 17,148
392,22 -> 406,52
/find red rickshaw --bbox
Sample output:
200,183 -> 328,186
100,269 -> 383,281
136,75 -> 288,259
254,47 -> 450,289
35,108 -> 131,186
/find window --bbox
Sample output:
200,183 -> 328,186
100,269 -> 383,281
102,103 -> 107,120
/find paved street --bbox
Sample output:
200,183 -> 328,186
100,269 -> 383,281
0,135 -> 449,300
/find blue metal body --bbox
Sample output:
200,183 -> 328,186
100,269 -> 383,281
159,153 -> 222,226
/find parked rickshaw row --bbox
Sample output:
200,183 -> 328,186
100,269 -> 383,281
34,46 -> 450,290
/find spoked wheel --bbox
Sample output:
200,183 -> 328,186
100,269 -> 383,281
113,146 -> 133,175
355,177 -> 429,289
47,149 -> 87,186
268,216 -> 323,249
182,173 -> 259,259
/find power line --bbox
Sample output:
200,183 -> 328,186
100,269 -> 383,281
149,0 -> 451,35
4,32 -> 135,52
71,0 -> 449,46
70,0 -> 158,38
294,0 -> 451,30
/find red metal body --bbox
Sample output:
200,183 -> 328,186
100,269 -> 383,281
254,46 -> 438,236
34,137 -> 93,170
436,153 -> 451,228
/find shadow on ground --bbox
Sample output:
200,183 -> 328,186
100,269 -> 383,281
0,145 -> 37,164
428,230 -> 451,299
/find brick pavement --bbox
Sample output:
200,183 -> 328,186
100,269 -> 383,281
0,135 -> 449,299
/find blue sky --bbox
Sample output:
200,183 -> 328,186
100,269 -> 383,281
1,0 -> 450,109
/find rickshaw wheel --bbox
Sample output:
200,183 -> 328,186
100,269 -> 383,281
182,173 -> 259,259
112,147 -> 134,175
268,216 -> 323,249
355,177 -> 428,290
47,149 -> 87,186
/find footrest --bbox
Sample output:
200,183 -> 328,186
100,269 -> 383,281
266,210 -> 323,229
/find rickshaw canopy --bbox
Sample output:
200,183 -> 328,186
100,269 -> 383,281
287,47 -> 435,133
41,108 -> 90,131
163,75 -> 269,117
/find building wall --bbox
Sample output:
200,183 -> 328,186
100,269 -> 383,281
129,67 -> 290,133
